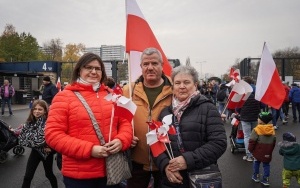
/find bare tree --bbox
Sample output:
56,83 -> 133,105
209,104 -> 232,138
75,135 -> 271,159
42,38 -> 63,61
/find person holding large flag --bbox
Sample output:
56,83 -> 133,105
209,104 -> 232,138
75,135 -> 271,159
45,53 -> 133,188
123,47 -> 173,188
155,65 -> 227,187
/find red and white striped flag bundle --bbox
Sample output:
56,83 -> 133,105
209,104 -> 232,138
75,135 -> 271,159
146,114 -> 175,158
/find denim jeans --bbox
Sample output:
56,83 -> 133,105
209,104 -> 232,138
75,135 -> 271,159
241,121 -> 257,157
253,160 -> 270,178
271,108 -> 280,126
1,97 -> 12,115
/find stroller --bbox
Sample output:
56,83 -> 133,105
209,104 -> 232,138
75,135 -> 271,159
0,119 -> 25,163
229,113 -> 245,154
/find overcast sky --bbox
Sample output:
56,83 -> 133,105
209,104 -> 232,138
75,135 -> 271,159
1,0 -> 299,78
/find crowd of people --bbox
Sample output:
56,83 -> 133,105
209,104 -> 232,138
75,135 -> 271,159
1,47 -> 300,188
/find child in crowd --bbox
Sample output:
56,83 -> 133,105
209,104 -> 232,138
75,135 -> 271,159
248,112 -> 276,186
278,132 -> 300,188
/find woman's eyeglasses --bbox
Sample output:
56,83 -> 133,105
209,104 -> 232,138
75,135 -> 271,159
83,66 -> 102,72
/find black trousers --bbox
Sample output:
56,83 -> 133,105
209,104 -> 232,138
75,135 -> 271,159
127,161 -> 161,188
22,149 -> 57,188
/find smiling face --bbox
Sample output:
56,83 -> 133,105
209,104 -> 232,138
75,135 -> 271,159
79,60 -> 102,84
32,104 -> 46,119
173,73 -> 197,102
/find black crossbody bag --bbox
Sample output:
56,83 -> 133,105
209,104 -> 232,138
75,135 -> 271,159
173,115 -> 222,188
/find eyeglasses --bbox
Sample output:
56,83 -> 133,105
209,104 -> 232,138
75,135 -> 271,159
83,66 -> 102,72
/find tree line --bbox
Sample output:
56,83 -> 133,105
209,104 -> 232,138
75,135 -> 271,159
1,23 -> 300,82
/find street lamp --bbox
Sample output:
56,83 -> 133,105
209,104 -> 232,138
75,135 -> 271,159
196,61 -> 206,79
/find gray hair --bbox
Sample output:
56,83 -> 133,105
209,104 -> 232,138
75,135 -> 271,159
141,47 -> 163,63
171,65 -> 199,84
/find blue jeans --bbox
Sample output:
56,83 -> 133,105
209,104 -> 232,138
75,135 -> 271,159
1,97 -> 13,115
271,108 -> 280,126
241,121 -> 257,157
253,160 -> 270,178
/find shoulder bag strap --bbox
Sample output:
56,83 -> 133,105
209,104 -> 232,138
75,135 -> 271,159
74,91 -> 106,145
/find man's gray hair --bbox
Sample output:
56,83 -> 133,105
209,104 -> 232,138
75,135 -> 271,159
171,65 -> 199,83
141,47 -> 163,63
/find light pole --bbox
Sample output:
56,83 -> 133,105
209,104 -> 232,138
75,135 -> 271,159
196,61 -> 206,80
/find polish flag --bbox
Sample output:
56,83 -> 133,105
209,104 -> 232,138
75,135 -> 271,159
105,94 -> 137,122
115,96 -> 137,122
231,117 -> 240,127
126,0 -> 172,81
56,77 -> 61,92
255,43 -> 285,109
227,80 -> 253,109
230,68 -> 241,82
226,68 -> 241,87
146,130 -> 166,157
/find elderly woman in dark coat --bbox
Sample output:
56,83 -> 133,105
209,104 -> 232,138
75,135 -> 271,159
154,65 -> 227,188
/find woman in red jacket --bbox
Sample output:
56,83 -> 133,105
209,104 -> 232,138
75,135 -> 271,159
45,53 -> 133,188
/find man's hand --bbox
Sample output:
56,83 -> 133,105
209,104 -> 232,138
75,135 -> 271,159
131,136 -> 139,148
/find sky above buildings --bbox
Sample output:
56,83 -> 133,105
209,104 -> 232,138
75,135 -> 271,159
1,0 -> 299,78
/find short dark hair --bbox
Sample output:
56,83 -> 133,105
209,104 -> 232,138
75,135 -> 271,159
71,53 -> 107,84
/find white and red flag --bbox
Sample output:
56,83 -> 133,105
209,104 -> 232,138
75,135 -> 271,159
56,77 -> 61,92
104,93 -> 137,123
255,43 -> 285,109
226,68 -> 241,87
126,0 -> 172,81
230,68 -> 241,82
231,117 -> 240,127
146,130 -> 166,157
227,80 -> 253,110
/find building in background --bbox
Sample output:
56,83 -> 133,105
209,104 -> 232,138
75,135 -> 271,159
100,45 -> 125,61
83,47 -> 101,56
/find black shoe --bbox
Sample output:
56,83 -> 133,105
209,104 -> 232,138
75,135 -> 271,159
293,119 -> 297,123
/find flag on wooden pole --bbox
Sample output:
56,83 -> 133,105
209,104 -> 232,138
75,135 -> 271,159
255,43 -> 285,109
125,0 -> 172,81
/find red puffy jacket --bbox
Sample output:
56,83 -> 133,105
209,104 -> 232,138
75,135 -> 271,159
45,82 -> 132,179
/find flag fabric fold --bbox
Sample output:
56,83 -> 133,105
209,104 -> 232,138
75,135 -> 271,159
104,93 -> 137,122
226,68 -> 241,87
126,0 -> 172,81
227,80 -> 253,109
146,130 -> 166,157
56,77 -> 61,92
255,43 -> 285,109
